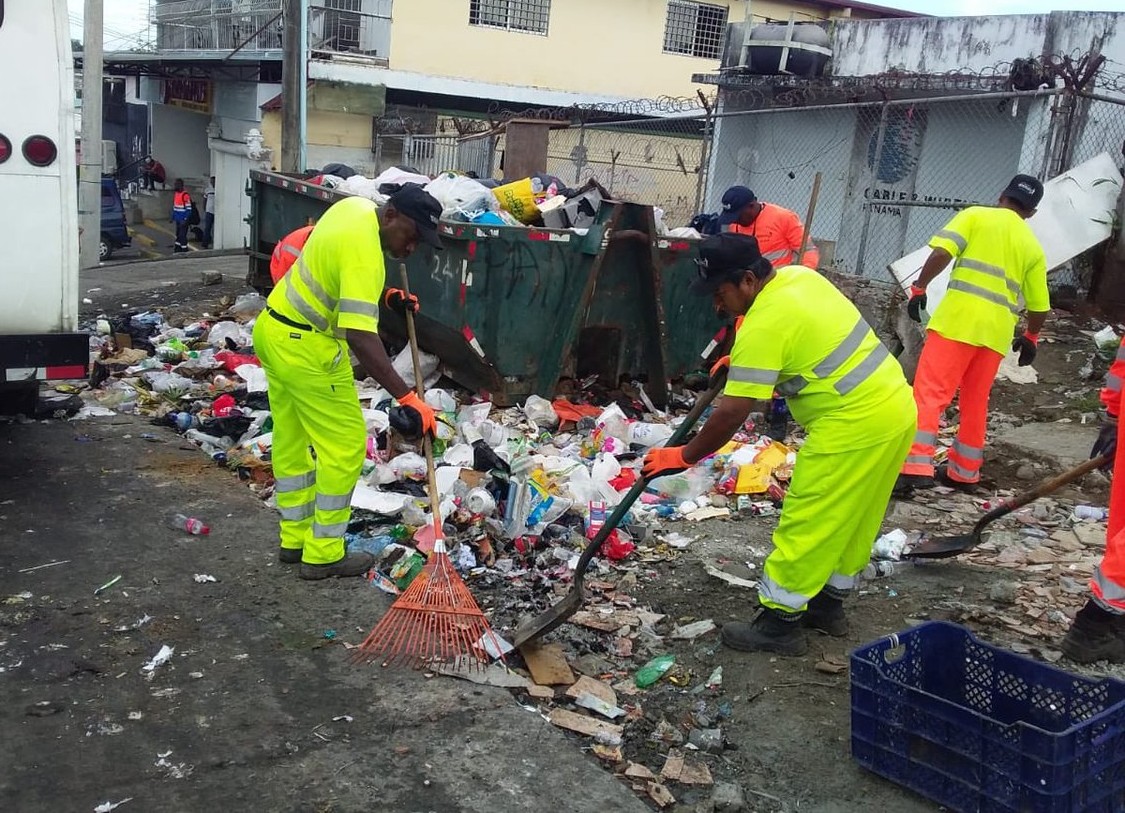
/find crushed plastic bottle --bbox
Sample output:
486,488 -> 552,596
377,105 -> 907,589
634,654 -> 676,688
170,514 -> 210,535
1074,505 -> 1109,521
863,561 -> 895,579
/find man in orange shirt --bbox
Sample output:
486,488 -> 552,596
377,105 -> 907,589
270,224 -> 314,284
719,186 -> 819,269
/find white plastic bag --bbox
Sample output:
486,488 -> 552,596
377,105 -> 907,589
596,403 -> 630,443
392,346 -> 439,390
372,167 -> 432,189
207,321 -> 249,348
145,371 -> 195,395
231,293 -> 266,318
335,175 -> 390,204
630,422 -> 674,448
424,173 -> 498,219
424,388 -> 458,412
389,452 -> 427,480
523,394 -> 558,428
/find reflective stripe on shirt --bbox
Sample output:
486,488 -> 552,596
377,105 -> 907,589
946,279 -> 1020,315
776,317 -> 886,397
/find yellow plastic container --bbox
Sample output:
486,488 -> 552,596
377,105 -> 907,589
493,178 -> 540,224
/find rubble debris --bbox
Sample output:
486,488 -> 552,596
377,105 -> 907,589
661,749 -> 713,785
547,708 -> 624,740
647,782 -> 676,809
521,643 -> 575,686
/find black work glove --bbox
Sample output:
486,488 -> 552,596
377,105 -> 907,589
383,288 -> 419,316
1012,333 -> 1038,367
906,285 -> 927,323
1091,413 -> 1117,472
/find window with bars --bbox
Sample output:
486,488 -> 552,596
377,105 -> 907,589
469,0 -> 550,35
663,0 -> 728,60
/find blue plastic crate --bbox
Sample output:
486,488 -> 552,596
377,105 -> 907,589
851,621 -> 1125,813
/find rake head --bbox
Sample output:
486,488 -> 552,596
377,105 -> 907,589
352,551 -> 504,670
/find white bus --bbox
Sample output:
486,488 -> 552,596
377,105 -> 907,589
0,0 -> 87,410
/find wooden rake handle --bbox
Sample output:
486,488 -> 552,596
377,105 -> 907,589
974,453 -> 1112,531
398,263 -> 444,542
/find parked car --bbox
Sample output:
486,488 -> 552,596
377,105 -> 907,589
100,177 -> 131,260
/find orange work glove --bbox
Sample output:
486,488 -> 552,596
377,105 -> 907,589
383,288 -> 420,315
642,446 -> 690,481
397,390 -> 436,438
709,355 -> 730,388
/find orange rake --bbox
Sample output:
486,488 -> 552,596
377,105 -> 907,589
353,265 -> 505,670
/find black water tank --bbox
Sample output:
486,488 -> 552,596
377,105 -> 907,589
746,23 -> 831,78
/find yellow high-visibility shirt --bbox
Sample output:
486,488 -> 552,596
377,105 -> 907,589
725,265 -> 914,452
926,206 -> 1049,354
267,196 -> 385,338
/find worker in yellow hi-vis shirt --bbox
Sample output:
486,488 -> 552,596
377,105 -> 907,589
643,233 -> 916,655
896,175 -> 1049,496
254,187 -> 443,580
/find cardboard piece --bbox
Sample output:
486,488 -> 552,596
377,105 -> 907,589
661,750 -> 714,785
625,762 -> 657,781
520,642 -> 576,686
566,675 -> 618,708
547,708 -> 624,740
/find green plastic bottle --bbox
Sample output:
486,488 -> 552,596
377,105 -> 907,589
634,654 -> 675,688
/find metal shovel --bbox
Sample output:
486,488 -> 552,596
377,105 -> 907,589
511,375 -> 727,649
903,454 -> 1112,560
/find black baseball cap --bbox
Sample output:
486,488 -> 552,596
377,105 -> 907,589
690,233 -> 766,295
717,185 -> 758,226
1001,174 -> 1044,212
388,184 -> 443,249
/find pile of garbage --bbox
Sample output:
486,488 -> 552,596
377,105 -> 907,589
301,164 -> 697,237
72,293 -> 801,592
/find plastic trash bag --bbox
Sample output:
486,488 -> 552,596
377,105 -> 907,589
231,293 -> 266,318
523,394 -> 558,428
145,371 -> 195,395
424,172 -> 498,220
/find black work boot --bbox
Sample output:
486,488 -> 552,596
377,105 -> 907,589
1061,601 -> 1125,664
721,607 -> 808,656
893,473 -> 934,497
299,551 -> 376,581
803,591 -> 849,638
278,547 -> 302,565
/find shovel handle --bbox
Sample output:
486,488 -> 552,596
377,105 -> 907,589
569,375 -> 727,578
974,453 -> 1112,530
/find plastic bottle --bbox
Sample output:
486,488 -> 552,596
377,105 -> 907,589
170,514 -> 210,535
1074,505 -> 1110,521
634,654 -> 676,688
863,561 -> 895,579
172,411 -> 198,432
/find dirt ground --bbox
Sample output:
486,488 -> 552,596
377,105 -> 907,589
4,258 -> 1121,812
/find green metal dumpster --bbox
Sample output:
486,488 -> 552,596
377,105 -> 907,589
245,170 -> 721,405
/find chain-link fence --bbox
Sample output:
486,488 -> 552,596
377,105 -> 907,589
364,84 -> 1124,294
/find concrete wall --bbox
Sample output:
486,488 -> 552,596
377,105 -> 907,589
830,12 -> 1125,81
151,103 -> 211,182
260,109 -> 376,174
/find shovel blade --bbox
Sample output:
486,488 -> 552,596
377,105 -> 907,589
511,587 -> 584,649
903,533 -> 980,560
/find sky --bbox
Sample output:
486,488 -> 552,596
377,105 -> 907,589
70,0 -> 1125,49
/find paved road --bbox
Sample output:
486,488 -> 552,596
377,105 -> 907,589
3,259 -> 649,812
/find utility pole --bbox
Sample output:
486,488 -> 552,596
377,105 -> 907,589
79,0 -> 104,269
281,0 -> 303,173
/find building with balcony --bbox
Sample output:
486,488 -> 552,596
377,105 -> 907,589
99,0 -> 918,248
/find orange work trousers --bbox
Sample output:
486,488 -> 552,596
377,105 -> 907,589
901,330 -> 1003,483
1092,420 -> 1125,610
